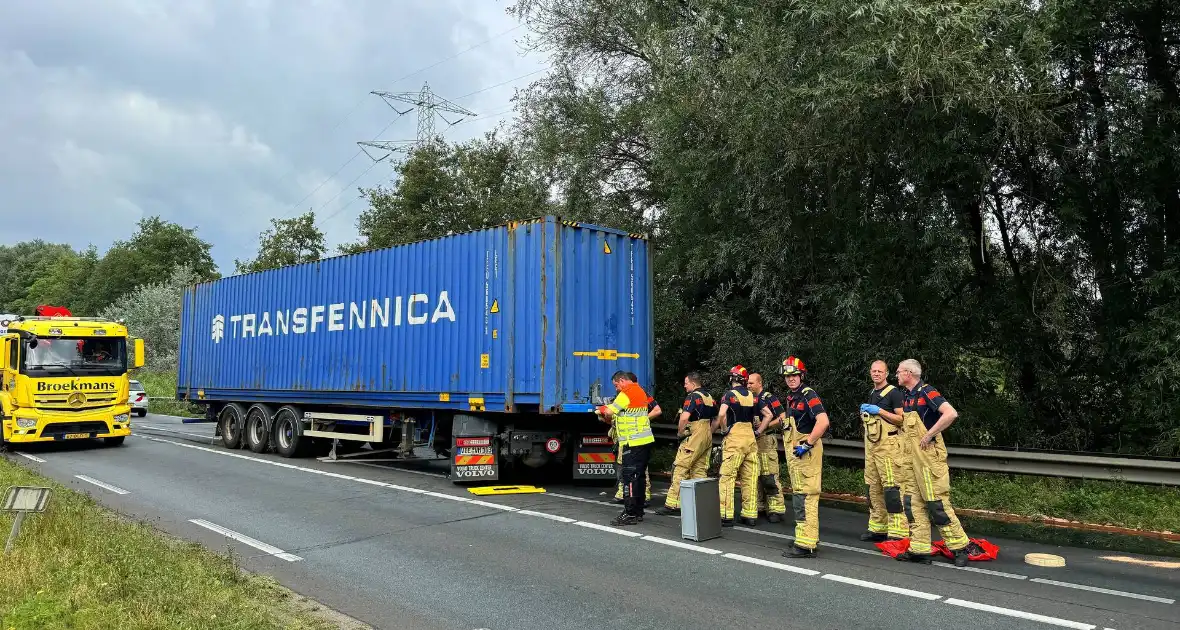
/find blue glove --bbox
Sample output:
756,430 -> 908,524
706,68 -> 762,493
863,404 -> 881,415
859,403 -> 869,413
792,442 -> 813,458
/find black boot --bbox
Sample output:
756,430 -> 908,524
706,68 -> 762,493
654,506 -> 680,516
721,518 -> 734,527
860,531 -> 888,542
954,548 -> 969,567
767,513 -> 783,524
896,551 -> 932,565
782,545 -> 816,559
739,517 -> 757,526
610,512 -> 642,526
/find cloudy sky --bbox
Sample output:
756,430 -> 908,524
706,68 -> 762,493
0,0 -> 547,273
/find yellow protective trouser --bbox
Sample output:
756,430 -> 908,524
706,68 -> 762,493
615,439 -> 651,501
718,422 -> 759,520
755,432 -> 786,515
785,417 -> 822,550
664,419 -> 713,509
863,413 -> 910,539
902,410 -> 969,553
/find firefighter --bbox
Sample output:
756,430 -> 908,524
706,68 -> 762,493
612,372 -> 657,505
859,359 -> 908,542
713,365 -> 772,527
596,371 -> 656,526
779,356 -> 829,558
655,371 -> 716,516
748,372 -> 787,523
894,358 -> 973,566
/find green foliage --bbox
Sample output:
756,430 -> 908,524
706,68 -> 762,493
100,266 -> 200,372
508,0 -> 1180,455
136,370 -> 203,417
0,458 -> 348,629
86,216 -> 219,310
234,211 -> 326,274
343,132 -> 554,253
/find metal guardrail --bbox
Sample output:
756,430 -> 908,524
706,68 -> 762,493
651,423 -> 1180,486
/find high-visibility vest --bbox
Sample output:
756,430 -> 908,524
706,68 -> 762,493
607,383 -> 656,447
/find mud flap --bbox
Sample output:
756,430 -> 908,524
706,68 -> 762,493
573,434 -> 617,481
884,486 -> 903,514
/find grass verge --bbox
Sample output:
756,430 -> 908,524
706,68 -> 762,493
134,370 -> 202,418
0,456 -> 364,630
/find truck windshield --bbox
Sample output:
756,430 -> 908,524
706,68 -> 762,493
22,336 -> 127,377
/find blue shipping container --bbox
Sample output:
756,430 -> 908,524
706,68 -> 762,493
177,217 -> 655,415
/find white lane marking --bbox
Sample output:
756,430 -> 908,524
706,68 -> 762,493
733,526 -> 881,556
574,521 -> 643,537
933,562 -> 1028,580
723,553 -> 822,576
136,425 -> 218,441
16,453 -> 46,463
821,573 -> 942,600
548,492 -> 616,506
642,535 -> 724,555
1029,578 -> 1175,605
418,490 -> 471,503
944,598 -> 1096,629
345,461 -> 447,478
518,510 -> 577,523
140,434 -> 1152,627
189,518 -> 303,562
466,499 -> 518,511
74,475 -> 130,495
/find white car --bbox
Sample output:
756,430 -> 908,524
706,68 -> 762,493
128,379 -> 149,417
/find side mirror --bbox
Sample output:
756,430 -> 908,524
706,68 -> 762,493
132,338 -> 145,369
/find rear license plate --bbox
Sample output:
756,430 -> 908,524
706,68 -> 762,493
63,433 -> 91,439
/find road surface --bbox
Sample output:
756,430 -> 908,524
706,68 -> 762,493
4,414 -> 1177,630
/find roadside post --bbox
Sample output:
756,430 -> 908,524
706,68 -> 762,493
3,485 -> 52,555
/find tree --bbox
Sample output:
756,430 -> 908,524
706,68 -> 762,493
99,265 -> 201,372
0,241 -> 90,314
23,246 -> 100,314
508,0 -> 1180,454
342,132 -> 553,253
86,216 -> 218,309
234,211 -> 326,274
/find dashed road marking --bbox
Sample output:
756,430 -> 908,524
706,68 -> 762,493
16,453 -> 46,463
642,535 -> 724,555
822,573 -> 942,600
74,475 -> 129,495
933,562 -> 1029,580
518,510 -> 577,523
1029,578 -> 1175,605
189,518 -> 303,562
134,434 -> 1138,628
723,552 -> 821,576
945,598 -> 1096,629
574,521 -> 643,537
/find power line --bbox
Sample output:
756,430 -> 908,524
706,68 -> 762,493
270,23 -> 524,202
450,68 -> 547,102
313,159 -> 382,227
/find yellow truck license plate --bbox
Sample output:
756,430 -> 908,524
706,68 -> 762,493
64,433 -> 90,439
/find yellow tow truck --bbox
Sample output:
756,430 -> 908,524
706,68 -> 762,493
0,305 -> 144,447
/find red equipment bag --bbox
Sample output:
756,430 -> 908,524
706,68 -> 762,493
876,537 -> 1000,561
875,538 -> 911,558
934,538 -> 1000,561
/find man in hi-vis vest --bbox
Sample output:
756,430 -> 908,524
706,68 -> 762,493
596,371 -> 656,526
859,359 -> 908,542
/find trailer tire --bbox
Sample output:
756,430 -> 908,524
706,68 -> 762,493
272,405 -> 307,458
245,405 -> 272,454
219,403 -> 247,449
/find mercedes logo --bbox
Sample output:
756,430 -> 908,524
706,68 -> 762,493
67,392 -> 87,408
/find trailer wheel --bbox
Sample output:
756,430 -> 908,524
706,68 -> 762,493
244,406 -> 271,454
273,405 -> 306,458
219,403 -> 247,449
